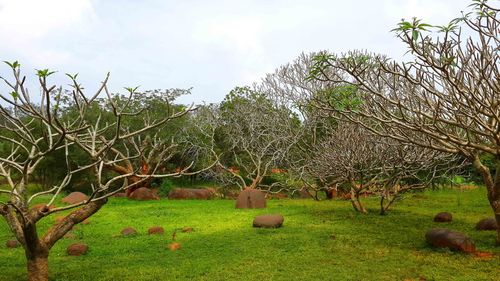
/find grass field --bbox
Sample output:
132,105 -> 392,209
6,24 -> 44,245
1,187 -> 499,281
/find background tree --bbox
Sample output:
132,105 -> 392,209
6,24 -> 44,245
100,89 -> 192,197
297,122 -> 460,213
308,1 -> 500,243
213,86 -> 302,192
0,63 -> 209,281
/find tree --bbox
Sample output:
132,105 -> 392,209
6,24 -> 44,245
0,63 -> 210,281
308,1 -> 500,242
302,122 -> 462,214
101,90 -> 192,197
214,86 -> 301,191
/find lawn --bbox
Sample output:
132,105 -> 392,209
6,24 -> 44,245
0,187 -> 499,281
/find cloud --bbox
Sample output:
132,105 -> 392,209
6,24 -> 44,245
0,0 -> 475,104
0,0 -> 96,65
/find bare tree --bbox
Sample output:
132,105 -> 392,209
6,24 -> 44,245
213,86 -> 301,192
298,122 -> 460,214
0,63 -> 213,281
308,1 -> 500,242
103,89 -> 192,196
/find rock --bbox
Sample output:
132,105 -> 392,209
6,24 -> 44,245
266,192 -> 288,199
113,192 -> 127,198
168,188 -> 214,200
235,189 -> 266,209
182,227 -> 194,233
168,242 -> 181,251
62,192 -> 89,205
5,239 -> 20,248
121,227 -> 138,236
253,214 -> 284,228
129,187 -> 160,201
475,218 -> 498,231
434,212 -> 453,222
148,226 -> 164,235
31,203 -> 56,212
67,243 -> 88,256
425,228 -> 476,253
223,190 -> 239,199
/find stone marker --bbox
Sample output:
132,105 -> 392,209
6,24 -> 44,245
425,228 -> 475,253
236,189 -> 266,209
5,239 -> 20,248
67,243 -> 88,256
31,203 -> 56,212
113,192 -> 127,198
129,187 -> 160,201
168,188 -> 215,200
148,226 -> 165,235
253,214 -> 284,228
62,192 -> 89,205
434,212 -> 453,222
121,227 -> 138,236
475,218 -> 498,231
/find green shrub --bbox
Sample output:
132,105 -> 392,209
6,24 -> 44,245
158,178 -> 175,196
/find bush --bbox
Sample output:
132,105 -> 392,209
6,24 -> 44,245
158,179 -> 175,196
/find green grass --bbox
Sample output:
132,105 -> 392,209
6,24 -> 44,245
1,187 -> 499,281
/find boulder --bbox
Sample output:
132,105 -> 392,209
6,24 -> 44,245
129,187 -> 160,201
62,192 -> 89,205
266,192 -> 288,199
121,227 -> 138,236
67,243 -> 88,256
434,212 -> 453,222
31,203 -> 56,212
236,189 -> 266,209
475,218 -> 498,231
425,228 -> 476,253
113,192 -> 127,198
5,239 -> 20,248
253,214 -> 284,228
168,188 -> 214,200
148,226 -> 164,235
223,190 -> 239,199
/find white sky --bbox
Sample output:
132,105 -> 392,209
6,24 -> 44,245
0,0 -> 473,104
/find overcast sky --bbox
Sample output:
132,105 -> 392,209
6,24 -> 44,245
0,0 -> 473,104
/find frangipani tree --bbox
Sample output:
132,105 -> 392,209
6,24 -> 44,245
0,62 -> 213,281
308,1 -> 500,243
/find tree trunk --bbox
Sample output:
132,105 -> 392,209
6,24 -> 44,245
248,176 -> 263,189
27,253 -> 49,281
492,199 -> 500,245
350,188 -> 367,214
472,155 -> 500,245
23,226 -> 49,281
379,197 -> 387,215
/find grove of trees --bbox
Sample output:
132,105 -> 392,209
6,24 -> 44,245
0,1 -> 498,280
